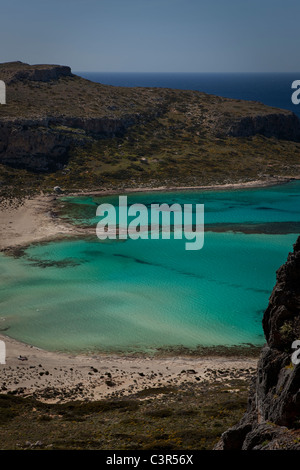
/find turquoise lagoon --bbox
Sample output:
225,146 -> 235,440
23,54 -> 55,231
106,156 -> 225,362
1,181 -> 300,353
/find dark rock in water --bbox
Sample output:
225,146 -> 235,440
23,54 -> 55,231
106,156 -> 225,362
215,236 -> 300,450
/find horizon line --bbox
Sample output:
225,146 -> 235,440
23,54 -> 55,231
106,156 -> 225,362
74,70 -> 300,74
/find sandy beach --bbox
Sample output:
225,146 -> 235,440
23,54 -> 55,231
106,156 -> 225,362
0,333 -> 258,403
0,194 -> 82,251
1,176 -> 297,251
1,177 -> 292,402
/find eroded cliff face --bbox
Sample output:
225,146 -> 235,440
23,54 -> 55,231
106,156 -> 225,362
215,237 -> 300,450
219,113 -> 300,141
0,115 -> 140,171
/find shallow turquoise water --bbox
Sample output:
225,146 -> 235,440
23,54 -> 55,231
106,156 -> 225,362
1,182 -> 300,353
59,181 -> 300,229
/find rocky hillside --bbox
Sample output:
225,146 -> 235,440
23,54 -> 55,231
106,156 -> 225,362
215,237 -> 300,450
1,62 -> 300,196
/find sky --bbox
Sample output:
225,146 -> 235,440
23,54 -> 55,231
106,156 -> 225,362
0,0 -> 299,73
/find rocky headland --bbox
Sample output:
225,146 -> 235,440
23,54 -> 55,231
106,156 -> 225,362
216,236 -> 300,450
1,61 -> 300,198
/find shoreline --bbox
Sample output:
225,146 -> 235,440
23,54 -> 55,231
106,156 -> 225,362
0,176 -> 294,401
1,176 -> 298,252
64,175 -> 298,197
0,333 -> 258,403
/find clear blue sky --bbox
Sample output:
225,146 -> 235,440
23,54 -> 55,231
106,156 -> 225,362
1,0 -> 299,72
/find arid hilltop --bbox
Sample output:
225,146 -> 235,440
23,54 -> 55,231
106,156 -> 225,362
0,61 -> 300,198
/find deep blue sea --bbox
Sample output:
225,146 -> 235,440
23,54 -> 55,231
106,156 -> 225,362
76,72 -> 300,119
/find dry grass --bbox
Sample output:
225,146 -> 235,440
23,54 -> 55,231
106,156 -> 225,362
0,378 -> 251,450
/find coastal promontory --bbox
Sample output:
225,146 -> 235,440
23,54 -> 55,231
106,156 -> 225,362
0,61 -> 300,199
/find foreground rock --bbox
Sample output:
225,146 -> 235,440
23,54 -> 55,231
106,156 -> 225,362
215,237 -> 300,450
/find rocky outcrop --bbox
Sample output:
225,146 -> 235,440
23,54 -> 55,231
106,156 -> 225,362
0,118 -> 77,171
215,237 -> 300,450
0,61 -> 73,84
0,62 -> 160,171
0,115 -> 139,171
222,112 -> 300,141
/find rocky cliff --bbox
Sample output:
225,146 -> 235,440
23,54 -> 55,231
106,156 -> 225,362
218,112 -> 300,141
0,62 -> 164,171
0,61 -> 73,84
215,237 -> 300,450
0,115 -> 141,171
